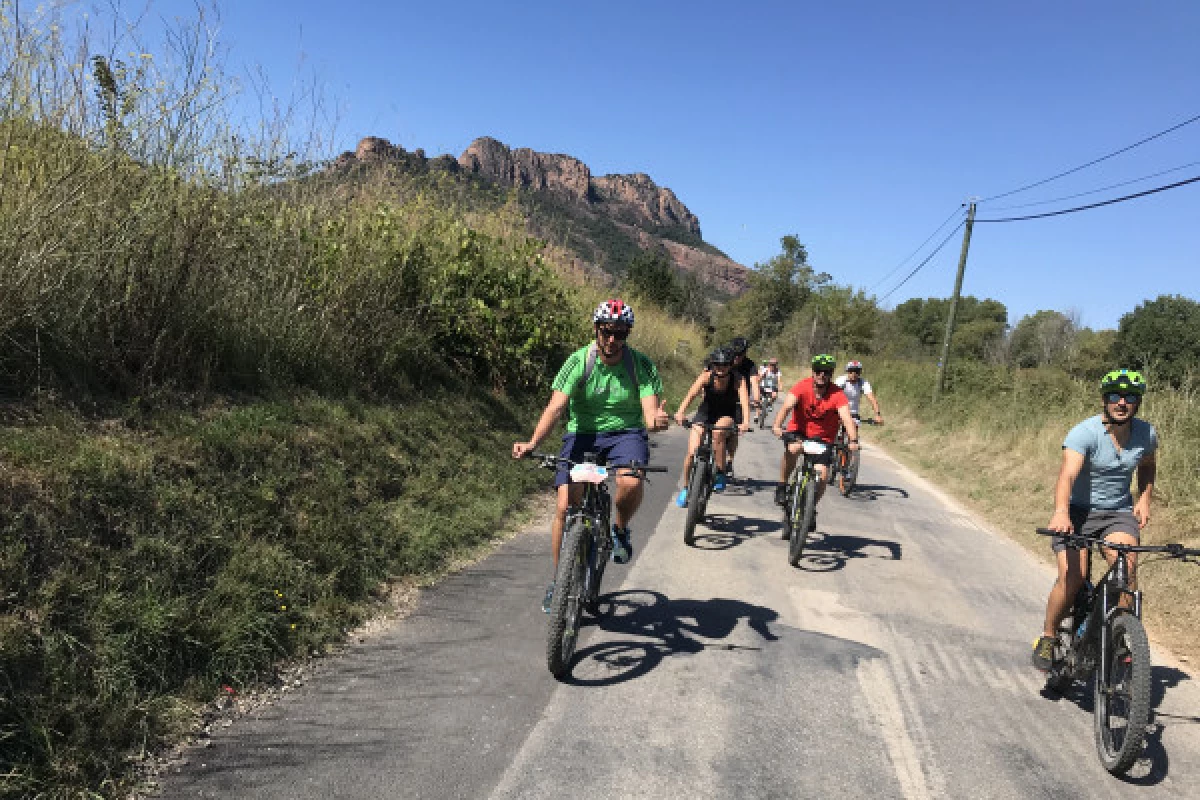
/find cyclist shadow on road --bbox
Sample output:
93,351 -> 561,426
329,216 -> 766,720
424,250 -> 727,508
795,531 -> 903,572
565,589 -> 780,687
841,484 -> 910,503
689,513 -> 782,550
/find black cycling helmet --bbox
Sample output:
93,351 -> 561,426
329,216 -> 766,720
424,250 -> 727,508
708,347 -> 734,366
811,353 -> 836,370
728,337 -> 748,355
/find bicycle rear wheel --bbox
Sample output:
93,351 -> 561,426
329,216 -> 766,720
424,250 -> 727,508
839,449 -> 860,495
683,459 -> 708,546
788,473 -> 817,567
1093,612 -> 1152,774
546,517 -> 589,679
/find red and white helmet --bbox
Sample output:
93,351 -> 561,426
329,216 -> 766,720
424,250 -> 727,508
593,298 -> 635,327
846,360 -> 863,372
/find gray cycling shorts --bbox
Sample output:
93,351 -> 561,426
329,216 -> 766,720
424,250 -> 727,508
1052,506 -> 1140,553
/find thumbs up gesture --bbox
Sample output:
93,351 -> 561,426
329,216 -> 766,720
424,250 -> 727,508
652,398 -> 670,431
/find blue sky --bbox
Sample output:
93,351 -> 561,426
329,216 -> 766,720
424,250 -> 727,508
141,0 -> 1199,330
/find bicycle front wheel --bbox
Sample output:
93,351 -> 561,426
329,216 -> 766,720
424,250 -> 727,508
788,473 -> 817,566
683,460 -> 708,546
546,517 -> 589,679
781,472 -> 799,540
1093,612 -> 1152,774
839,449 -> 860,495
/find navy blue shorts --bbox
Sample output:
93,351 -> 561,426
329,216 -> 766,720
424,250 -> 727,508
556,428 -> 650,487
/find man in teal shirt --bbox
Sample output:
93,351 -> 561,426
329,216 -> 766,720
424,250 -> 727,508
513,299 -> 669,612
1033,369 -> 1158,671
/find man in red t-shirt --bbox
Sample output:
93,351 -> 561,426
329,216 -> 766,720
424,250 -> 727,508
770,354 -> 860,524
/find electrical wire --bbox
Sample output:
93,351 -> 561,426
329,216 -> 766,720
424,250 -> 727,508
877,219 -> 966,303
867,206 -> 966,294
978,112 -> 1200,203
975,174 -> 1200,222
988,160 -> 1200,211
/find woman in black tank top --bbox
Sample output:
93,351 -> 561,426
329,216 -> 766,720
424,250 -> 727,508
672,348 -> 752,503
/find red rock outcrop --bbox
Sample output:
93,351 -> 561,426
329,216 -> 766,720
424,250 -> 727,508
458,137 -> 591,203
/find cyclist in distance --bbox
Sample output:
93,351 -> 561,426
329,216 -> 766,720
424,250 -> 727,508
771,354 -> 859,530
1032,369 -> 1157,671
724,337 -> 761,479
759,358 -> 783,407
673,347 -> 752,506
512,299 -> 670,612
833,360 -> 884,425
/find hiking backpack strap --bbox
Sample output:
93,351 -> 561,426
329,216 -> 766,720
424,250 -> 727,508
576,343 -> 640,398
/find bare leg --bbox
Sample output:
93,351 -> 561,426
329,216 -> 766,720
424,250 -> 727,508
1101,531 -> 1139,609
613,474 -> 644,529
1043,548 -> 1088,637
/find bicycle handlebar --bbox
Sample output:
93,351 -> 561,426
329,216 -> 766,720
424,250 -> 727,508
525,452 -> 668,474
1034,528 -> 1200,557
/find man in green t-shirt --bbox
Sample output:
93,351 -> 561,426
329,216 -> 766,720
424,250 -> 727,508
513,299 -> 670,612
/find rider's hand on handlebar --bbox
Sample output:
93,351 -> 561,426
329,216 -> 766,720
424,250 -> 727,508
874,414 -> 884,426
1047,509 -> 1073,534
674,411 -> 687,427
512,441 -> 534,460
738,422 -> 751,434
771,424 -> 784,438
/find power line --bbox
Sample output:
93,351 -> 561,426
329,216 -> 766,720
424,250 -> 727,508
975,174 -> 1200,222
978,112 -> 1200,203
988,160 -> 1200,211
867,205 -> 966,294
877,219 -> 966,302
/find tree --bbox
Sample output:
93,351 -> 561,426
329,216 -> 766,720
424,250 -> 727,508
1112,294 -> 1200,387
890,296 -> 1008,360
1009,310 -> 1076,368
714,234 -> 829,346
623,249 -> 678,309
1066,327 -> 1116,380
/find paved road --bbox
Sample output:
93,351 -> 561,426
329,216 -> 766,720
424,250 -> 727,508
160,428 -> 1200,799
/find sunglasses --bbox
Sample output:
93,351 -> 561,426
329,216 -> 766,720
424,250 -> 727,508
596,327 -> 630,341
814,369 -> 833,376
1104,392 -> 1141,404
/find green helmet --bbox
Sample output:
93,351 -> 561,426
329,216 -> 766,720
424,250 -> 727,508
811,353 -> 836,370
1100,369 -> 1147,396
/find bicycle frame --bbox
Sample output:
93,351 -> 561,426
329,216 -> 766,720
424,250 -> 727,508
1073,547 -> 1141,688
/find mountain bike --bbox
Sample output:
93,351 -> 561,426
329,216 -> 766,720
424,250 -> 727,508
529,452 -> 666,679
1035,528 -> 1200,774
780,433 -> 829,567
756,392 -> 776,429
828,416 -> 871,495
680,420 -> 736,546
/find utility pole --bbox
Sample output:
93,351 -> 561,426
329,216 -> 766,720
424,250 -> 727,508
933,200 -> 977,401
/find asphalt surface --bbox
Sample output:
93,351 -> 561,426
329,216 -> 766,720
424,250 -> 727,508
159,427 -> 1200,799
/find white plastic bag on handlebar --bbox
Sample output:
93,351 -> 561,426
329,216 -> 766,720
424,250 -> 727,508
569,463 -> 609,484
801,440 -> 828,456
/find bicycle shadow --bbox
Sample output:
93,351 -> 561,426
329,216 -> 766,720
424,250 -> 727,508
567,589 -> 780,686
795,531 -> 903,572
1039,664 -> 1192,784
721,477 -> 778,497
842,484 -> 910,503
689,513 -> 782,550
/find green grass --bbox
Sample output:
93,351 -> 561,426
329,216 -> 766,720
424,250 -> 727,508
0,389 -> 552,798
